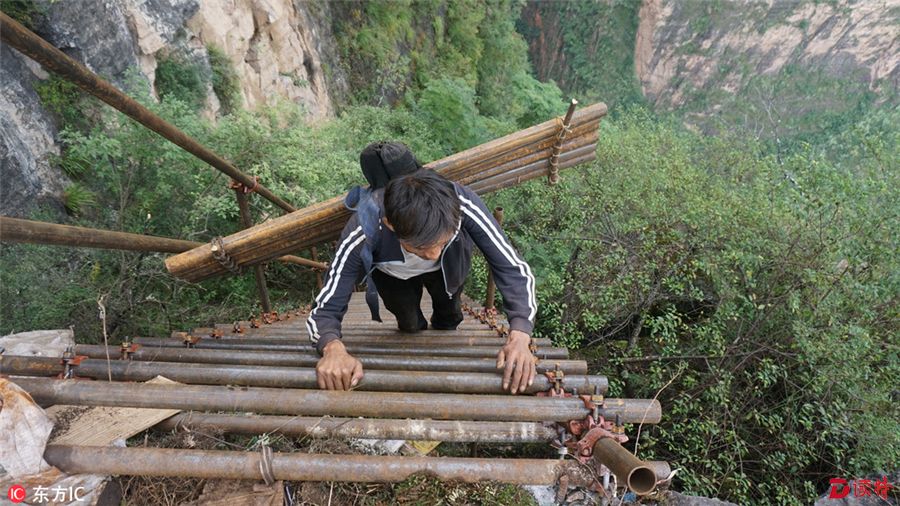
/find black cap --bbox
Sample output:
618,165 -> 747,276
360,141 -> 422,189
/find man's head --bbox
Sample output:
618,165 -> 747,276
383,170 -> 460,261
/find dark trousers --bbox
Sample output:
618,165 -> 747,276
371,268 -> 464,332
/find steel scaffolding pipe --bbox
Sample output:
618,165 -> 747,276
44,445 -> 588,485
175,332 -> 553,348
164,103 -> 607,282
72,344 -> 590,374
0,216 -> 198,253
234,188 -> 272,313
208,327 -> 509,338
209,326 -> 520,338
13,378 -> 661,423
0,13 -> 295,213
156,413 -> 558,443
1,355 -> 607,395
0,216 -> 327,269
593,438 -> 659,495
131,337 -> 571,359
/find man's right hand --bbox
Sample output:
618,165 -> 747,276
316,340 -> 364,390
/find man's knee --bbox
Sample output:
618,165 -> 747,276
396,310 -> 427,333
431,306 -> 463,330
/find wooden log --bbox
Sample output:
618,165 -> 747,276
441,119 -> 600,182
428,103 -> 606,175
471,151 -> 598,195
457,131 -> 598,187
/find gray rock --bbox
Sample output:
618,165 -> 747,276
0,44 -> 67,217
131,0 -> 199,46
36,0 -> 140,87
662,491 -> 739,506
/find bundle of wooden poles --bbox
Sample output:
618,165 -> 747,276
165,102 -> 606,282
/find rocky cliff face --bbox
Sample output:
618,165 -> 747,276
185,0 -> 341,118
635,0 -> 899,112
0,0 -> 344,217
0,43 -> 65,216
522,0 -> 898,136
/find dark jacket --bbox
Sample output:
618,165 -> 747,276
306,182 -> 537,354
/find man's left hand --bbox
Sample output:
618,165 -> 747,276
496,330 -> 537,394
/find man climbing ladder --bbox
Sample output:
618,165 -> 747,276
306,142 -> 538,394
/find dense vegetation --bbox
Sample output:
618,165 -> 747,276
485,107 -> 898,503
2,1 -> 896,505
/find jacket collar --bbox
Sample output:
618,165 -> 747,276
349,184 -> 463,264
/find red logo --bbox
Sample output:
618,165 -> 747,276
7,485 -> 27,503
829,476 -> 894,500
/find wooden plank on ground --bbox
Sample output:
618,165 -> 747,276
45,376 -> 181,445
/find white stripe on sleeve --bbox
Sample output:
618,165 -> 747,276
307,226 -> 364,342
459,196 -> 537,321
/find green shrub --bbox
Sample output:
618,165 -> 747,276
34,76 -> 95,131
62,182 -> 96,215
1,0 -> 44,29
207,44 -> 241,114
412,77 -> 491,154
155,54 -> 208,110
517,1 -> 644,108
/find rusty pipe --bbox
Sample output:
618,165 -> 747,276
156,413 -> 558,443
72,344 -> 589,374
0,216 -> 199,253
12,377 -> 660,423
0,216 -> 326,269
0,13 -> 296,213
592,438 -> 659,495
213,329 -> 518,341
1,355 -> 607,395
44,445 -> 584,484
234,188 -> 272,313
131,337 -> 571,359
182,331 -> 553,348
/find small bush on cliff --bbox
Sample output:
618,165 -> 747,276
332,0 -> 564,134
34,75 -> 96,131
1,0 -> 45,30
155,54 -> 208,110
61,182 -> 96,215
207,44 -> 241,114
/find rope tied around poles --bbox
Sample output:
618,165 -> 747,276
210,237 -> 242,275
548,99 -> 579,185
229,176 -> 260,195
